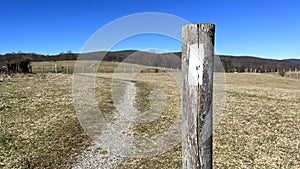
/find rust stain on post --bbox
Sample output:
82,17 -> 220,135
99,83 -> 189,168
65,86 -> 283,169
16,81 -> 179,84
182,23 -> 215,169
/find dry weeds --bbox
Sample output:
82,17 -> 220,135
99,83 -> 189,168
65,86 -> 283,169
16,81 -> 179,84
1,69 -> 299,168
214,74 -> 300,168
0,74 -> 90,168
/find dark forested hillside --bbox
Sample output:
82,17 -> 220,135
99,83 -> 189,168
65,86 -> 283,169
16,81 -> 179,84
0,52 -> 78,63
0,51 -> 299,72
218,55 -> 300,72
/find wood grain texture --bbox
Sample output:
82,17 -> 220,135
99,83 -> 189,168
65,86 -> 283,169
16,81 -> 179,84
182,23 -> 215,169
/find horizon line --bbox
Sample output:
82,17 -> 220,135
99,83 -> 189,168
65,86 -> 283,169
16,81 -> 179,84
0,50 -> 299,61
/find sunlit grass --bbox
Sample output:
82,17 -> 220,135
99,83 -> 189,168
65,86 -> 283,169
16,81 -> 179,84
0,74 -> 90,168
1,66 -> 299,168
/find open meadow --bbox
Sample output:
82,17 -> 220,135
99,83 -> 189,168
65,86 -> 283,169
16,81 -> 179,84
0,61 -> 299,168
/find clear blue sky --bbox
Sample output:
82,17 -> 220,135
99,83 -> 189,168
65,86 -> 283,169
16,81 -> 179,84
0,0 -> 299,59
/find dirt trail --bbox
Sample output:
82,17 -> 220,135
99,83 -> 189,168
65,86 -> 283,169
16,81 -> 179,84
72,80 -> 137,169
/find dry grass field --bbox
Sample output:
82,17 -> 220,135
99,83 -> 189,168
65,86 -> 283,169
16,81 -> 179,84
0,62 -> 299,168
214,73 -> 300,168
285,71 -> 300,79
0,74 -> 90,168
31,61 -> 167,74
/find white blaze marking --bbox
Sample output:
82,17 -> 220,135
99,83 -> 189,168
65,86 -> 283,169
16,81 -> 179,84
188,43 -> 204,86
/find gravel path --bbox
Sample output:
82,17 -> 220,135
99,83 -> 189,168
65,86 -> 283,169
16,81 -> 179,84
72,80 -> 137,169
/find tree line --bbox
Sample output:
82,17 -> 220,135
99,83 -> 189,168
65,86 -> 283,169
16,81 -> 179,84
1,51 -> 300,73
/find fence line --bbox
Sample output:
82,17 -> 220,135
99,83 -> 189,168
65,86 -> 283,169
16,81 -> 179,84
229,67 -> 299,79
32,65 -> 73,74
32,65 -> 181,74
30,63 -> 300,79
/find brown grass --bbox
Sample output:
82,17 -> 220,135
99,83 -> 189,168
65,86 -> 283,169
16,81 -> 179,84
0,74 -> 90,168
1,68 -> 299,168
214,74 -> 300,168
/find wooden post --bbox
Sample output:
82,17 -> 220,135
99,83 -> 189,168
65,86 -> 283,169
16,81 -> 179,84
54,63 -> 57,73
42,66 -> 44,74
66,65 -> 69,74
296,68 -> 299,78
182,23 -> 215,169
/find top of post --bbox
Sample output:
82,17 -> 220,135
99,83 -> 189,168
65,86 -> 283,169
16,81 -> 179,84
183,23 -> 215,29
182,23 -> 215,46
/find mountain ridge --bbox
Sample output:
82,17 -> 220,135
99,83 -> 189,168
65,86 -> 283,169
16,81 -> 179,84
1,50 -> 299,72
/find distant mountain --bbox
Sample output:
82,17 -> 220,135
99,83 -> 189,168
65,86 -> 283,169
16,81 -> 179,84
0,50 -> 299,72
283,59 -> 300,65
75,50 -> 181,69
218,55 -> 300,72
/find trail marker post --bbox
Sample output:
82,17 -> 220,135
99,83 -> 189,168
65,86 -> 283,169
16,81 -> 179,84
54,63 -> 57,73
182,23 -> 215,169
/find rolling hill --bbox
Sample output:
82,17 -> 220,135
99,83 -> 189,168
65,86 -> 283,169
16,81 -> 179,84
0,50 -> 299,72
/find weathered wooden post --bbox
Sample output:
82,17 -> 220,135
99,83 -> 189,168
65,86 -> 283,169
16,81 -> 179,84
54,63 -> 57,73
182,23 -> 215,169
